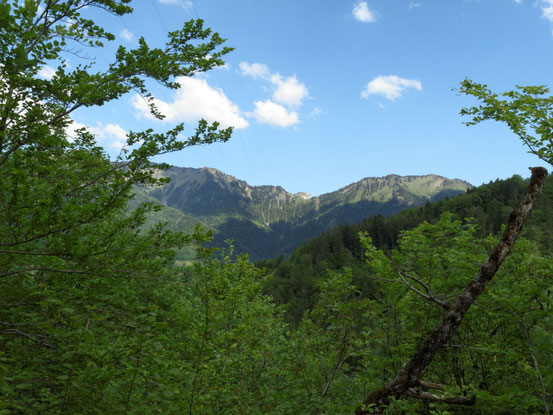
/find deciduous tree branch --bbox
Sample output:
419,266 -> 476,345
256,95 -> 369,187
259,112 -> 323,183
355,166 -> 548,414
519,318 -> 550,415
321,328 -> 349,399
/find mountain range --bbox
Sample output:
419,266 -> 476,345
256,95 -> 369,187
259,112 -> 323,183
134,166 -> 472,260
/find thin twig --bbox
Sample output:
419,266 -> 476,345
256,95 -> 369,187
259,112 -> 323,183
395,269 -> 450,311
519,319 -> 550,414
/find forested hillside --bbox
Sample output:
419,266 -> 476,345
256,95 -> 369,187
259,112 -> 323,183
262,174 -> 553,325
1,2 -> 553,415
138,165 -> 471,260
258,172 -> 553,323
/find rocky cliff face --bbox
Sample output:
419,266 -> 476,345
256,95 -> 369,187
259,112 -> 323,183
138,166 -> 472,260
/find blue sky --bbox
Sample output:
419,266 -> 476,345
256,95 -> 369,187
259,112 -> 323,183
52,0 -> 553,195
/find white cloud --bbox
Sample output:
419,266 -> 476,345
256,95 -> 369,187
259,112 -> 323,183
513,0 -> 522,3
238,62 -> 309,125
362,75 -> 422,101
66,121 -> 128,150
239,63 -> 309,107
543,0 -> 553,22
158,0 -> 193,9
37,65 -> 56,80
353,1 -> 377,23
131,76 -> 248,129
201,54 -> 229,71
101,124 -> 128,149
239,62 -> 269,79
65,121 -> 84,143
408,2 -> 421,10
251,100 -> 299,128
270,74 -> 309,108
120,28 -> 134,41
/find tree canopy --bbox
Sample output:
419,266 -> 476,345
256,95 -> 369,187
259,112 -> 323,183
0,1 -> 234,412
1,3 -> 552,413
459,80 -> 553,167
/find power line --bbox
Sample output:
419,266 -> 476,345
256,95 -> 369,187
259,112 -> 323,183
190,1 -> 262,185
148,0 -> 169,33
129,1 -> 256,180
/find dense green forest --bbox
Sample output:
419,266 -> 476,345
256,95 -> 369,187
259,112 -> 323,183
262,174 -> 553,325
1,2 -> 552,414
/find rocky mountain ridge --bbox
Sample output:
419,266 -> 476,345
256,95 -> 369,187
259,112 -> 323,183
138,166 -> 472,260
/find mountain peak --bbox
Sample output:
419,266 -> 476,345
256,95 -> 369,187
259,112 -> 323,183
142,165 -> 472,259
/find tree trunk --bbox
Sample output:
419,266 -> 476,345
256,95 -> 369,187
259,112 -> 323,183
356,167 -> 548,414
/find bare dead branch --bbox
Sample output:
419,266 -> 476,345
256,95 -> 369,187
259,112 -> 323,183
443,344 -> 486,352
0,266 -> 161,281
417,380 -> 446,391
396,269 -> 450,311
405,388 -> 476,406
0,249 -> 63,257
2,328 -> 56,349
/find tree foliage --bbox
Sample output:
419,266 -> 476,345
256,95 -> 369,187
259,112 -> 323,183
0,1 -> 232,412
358,207 -> 553,413
2,3 -> 552,413
459,80 -> 553,167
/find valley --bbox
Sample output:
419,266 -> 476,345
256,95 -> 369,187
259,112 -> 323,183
137,165 -> 472,260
